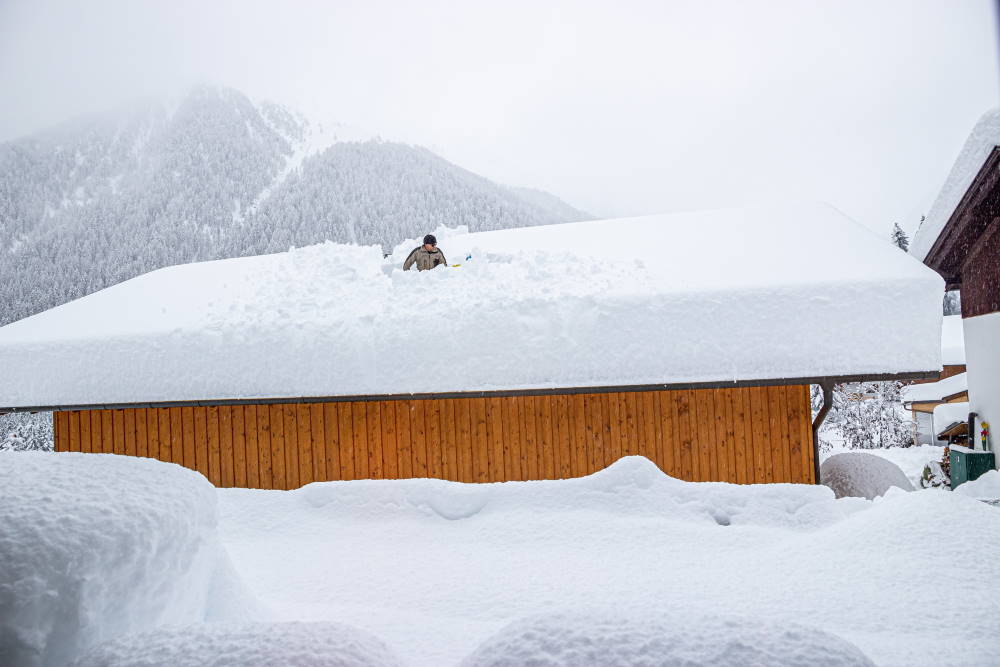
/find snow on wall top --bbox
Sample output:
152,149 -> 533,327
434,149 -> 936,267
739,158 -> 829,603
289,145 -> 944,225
0,202 -> 944,409
911,108 -> 1000,261
902,372 -> 967,405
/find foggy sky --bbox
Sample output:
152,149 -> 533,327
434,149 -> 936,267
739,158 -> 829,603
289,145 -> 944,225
1,0 -> 997,235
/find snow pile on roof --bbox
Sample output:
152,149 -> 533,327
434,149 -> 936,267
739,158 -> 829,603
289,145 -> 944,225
0,202 -> 944,410
216,456 -> 1000,667
912,108 -> 1000,260
461,611 -> 875,667
819,452 -> 914,499
953,469 -> 1000,500
72,622 -> 402,667
902,371 -> 967,404
941,315 -> 965,365
933,401 -> 970,438
0,452 -> 250,667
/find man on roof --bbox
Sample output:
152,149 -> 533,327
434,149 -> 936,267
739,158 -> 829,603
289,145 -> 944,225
403,234 -> 448,271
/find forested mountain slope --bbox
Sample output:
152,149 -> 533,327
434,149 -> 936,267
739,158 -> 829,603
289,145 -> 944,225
0,85 -> 589,327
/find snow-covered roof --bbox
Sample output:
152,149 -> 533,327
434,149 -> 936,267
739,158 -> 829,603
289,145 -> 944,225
0,202 -> 944,410
911,108 -> 1000,260
902,372 -> 967,405
940,315 -> 966,365
933,401 -> 970,438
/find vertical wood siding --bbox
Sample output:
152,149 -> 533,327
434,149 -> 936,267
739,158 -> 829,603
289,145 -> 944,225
54,385 -> 815,488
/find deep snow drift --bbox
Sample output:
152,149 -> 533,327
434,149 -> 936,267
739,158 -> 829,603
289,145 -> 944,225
461,611 -> 875,667
0,452 -> 249,667
953,469 -> 1000,500
0,202 -> 943,409
217,455 -> 1000,667
5,452 -> 999,666
71,622 -> 402,667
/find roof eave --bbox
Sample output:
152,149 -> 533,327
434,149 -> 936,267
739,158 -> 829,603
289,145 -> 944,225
0,370 -> 940,414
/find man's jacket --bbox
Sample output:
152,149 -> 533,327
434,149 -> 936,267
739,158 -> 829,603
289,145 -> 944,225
403,246 -> 447,271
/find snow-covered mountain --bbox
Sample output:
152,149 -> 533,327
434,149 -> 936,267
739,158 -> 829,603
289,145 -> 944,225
0,85 -> 590,326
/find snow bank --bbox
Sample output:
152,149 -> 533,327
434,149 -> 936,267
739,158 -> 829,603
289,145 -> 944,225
71,622 -> 401,667
290,456 -> 839,530
216,456 -> 1000,667
461,611 -> 875,667
0,202 -> 943,409
912,108 -> 1000,260
0,452 -> 248,667
953,469 -> 1000,500
820,452 -> 913,499
902,372 -> 967,404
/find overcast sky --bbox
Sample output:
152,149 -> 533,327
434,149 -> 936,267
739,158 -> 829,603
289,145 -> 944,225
1,0 -> 997,234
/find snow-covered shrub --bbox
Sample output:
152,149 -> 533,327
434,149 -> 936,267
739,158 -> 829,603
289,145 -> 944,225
461,611 -> 875,667
0,412 -> 53,451
920,460 -> 950,488
820,452 -> 914,499
71,622 -> 402,667
0,452 -> 250,667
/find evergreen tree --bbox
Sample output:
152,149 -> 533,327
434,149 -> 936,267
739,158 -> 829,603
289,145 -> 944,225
890,222 -> 909,251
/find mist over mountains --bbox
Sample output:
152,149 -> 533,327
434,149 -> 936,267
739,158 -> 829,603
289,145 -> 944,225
0,85 -> 589,327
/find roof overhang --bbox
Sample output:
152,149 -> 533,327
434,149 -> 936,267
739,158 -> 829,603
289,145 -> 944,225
906,400 -> 942,414
937,421 -> 969,440
924,147 -> 1000,289
0,370 -> 938,414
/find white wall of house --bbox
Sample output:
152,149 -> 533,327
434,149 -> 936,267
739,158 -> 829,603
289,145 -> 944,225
964,311 -> 1000,459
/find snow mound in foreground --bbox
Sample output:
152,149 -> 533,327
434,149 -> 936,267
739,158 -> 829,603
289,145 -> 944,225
461,611 -> 875,667
820,452 -> 914,499
71,621 -> 402,667
954,469 -> 1000,499
0,452 -> 248,667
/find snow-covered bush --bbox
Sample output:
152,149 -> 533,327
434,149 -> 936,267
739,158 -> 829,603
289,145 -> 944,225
920,460 -> 950,489
0,412 -> 53,451
820,452 -> 914,499
71,622 -> 402,667
0,452 -> 250,667
461,611 -> 875,667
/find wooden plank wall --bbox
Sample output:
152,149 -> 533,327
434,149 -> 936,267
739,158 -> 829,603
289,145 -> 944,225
53,385 -> 815,488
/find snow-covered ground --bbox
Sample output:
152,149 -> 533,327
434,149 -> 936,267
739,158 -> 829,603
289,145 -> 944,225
215,456 -> 1000,667
5,451 -> 999,666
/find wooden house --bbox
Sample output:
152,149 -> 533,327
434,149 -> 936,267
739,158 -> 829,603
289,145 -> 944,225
902,371 -> 968,445
912,108 -> 1000,458
0,203 -> 944,488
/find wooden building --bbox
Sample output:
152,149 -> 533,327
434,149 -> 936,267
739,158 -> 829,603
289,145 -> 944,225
902,372 -> 968,446
1,203 -> 944,488
912,108 -> 1000,458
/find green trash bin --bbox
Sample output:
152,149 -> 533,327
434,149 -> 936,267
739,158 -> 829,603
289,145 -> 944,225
950,446 -> 996,489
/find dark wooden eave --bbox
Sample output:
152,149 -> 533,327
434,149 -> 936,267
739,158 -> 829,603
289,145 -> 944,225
923,147 -> 1000,289
0,370 -> 937,414
937,421 -> 969,440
